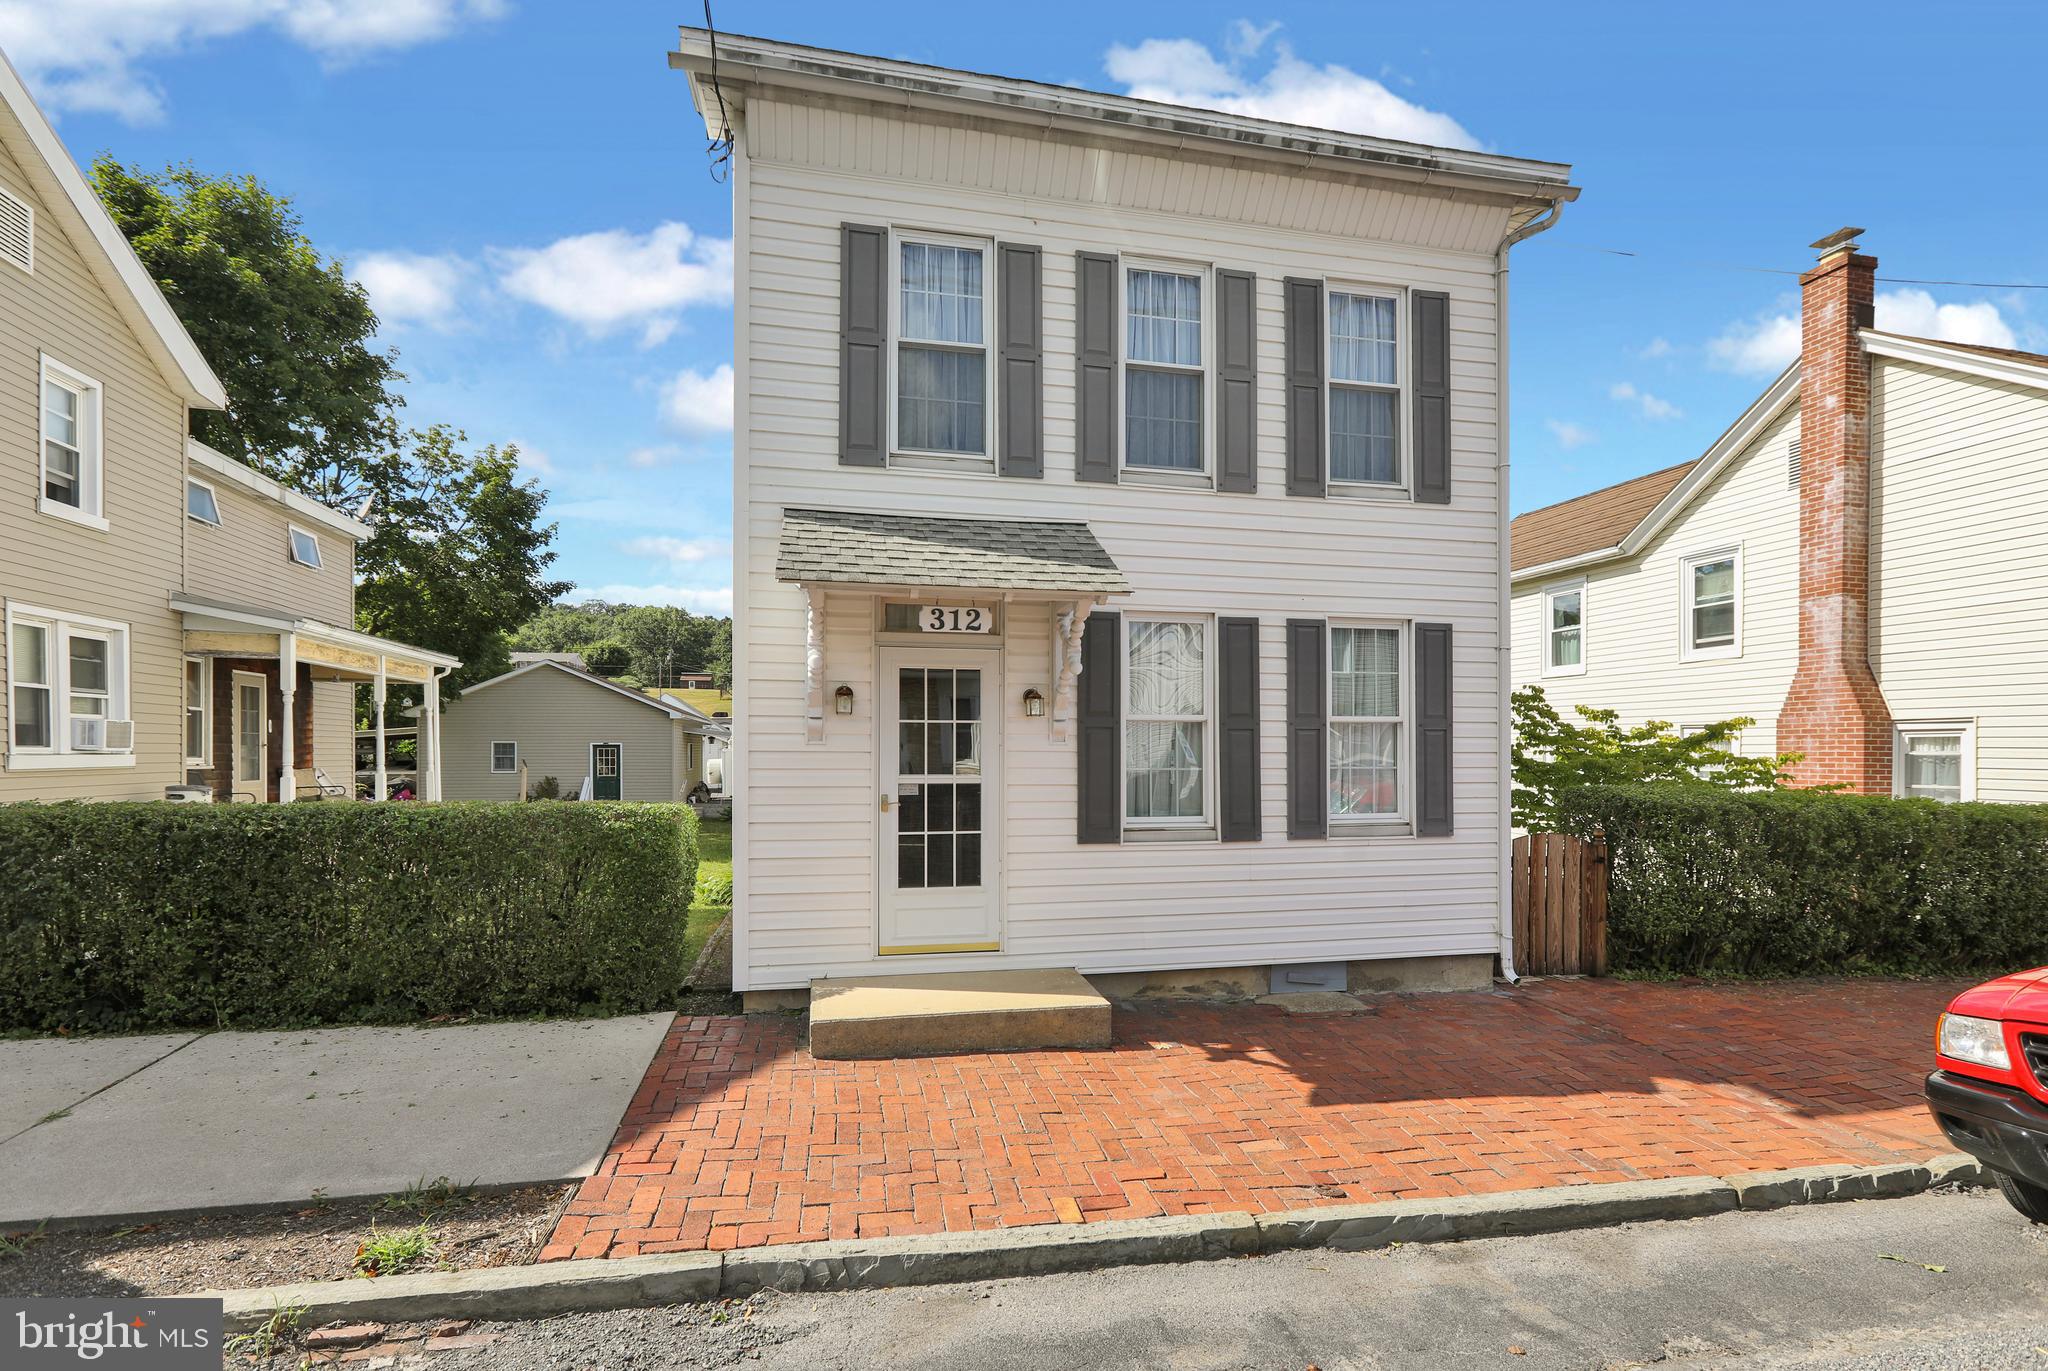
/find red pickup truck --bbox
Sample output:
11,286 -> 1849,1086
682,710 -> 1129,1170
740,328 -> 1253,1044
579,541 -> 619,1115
1927,968 -> 2048,1222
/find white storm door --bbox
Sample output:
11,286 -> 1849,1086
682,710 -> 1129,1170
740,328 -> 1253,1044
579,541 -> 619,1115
231,672 -> 267,801
878,648 -> 1001,954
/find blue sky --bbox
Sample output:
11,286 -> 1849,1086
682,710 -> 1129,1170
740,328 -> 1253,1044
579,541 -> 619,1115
7,1 -> 2046,615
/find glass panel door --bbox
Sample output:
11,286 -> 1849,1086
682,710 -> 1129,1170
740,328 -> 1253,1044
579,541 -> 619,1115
894,666 -> 984,891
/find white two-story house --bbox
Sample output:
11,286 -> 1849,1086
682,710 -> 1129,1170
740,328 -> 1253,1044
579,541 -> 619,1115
676,30 -> 1578,1005
1511,228 -> 2048,805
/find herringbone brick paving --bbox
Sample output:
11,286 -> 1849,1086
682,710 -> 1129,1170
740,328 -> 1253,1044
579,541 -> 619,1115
541,978 -> 1960,1260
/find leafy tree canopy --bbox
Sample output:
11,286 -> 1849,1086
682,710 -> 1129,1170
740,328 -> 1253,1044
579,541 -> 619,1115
1512,685 -> 1799,831
513,602 -> 731,691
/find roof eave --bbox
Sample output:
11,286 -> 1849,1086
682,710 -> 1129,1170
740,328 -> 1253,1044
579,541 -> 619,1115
1861,330 -> 2048,391
186,440 -> 374,542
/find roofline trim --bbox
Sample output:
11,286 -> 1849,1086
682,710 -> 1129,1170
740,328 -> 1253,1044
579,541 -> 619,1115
671,29 -> 1579,203
167,593 -> 461,668
456,659 -> 704,721
1511,364 -> 1801,584
0,51 -> 228,410
186,440 -> 374,541
1861,330 -> 2048,392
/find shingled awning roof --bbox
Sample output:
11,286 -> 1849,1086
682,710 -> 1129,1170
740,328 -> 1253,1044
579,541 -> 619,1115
1510,461 -> 1698,573
775,507 -> 1130,594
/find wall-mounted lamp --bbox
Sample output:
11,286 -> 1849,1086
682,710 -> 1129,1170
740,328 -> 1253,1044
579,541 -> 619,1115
1022,687 -> 1046,718
833,684 -> 855,716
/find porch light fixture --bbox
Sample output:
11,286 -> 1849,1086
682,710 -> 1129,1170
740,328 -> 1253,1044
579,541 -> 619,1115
834,684 -> 855,716
1022,687 -> 1045,718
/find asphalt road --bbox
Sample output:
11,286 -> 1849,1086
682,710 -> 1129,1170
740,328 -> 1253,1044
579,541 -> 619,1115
410,1188 -> 2048,1370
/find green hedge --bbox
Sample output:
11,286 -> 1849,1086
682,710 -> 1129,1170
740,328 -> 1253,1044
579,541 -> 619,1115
0,801 -> 698,1032
1558,783 -> 2048,977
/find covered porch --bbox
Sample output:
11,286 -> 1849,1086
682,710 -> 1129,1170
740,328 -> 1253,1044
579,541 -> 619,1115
170,593 -> 460,803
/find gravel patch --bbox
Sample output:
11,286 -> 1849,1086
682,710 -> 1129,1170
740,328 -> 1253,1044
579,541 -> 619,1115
0,1184 -> 570,1299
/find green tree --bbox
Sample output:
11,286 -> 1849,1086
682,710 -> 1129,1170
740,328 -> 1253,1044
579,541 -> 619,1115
89,158 -> 400,477
707,617 -> 733,692
352,427 -> 571,695
1512,685 -> 1800,831
512,602 -> 622,658
581,638 -> 633,678
512,602 -> 729,689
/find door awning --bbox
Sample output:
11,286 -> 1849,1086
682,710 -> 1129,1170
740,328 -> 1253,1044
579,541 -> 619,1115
775,507 -> 1130,596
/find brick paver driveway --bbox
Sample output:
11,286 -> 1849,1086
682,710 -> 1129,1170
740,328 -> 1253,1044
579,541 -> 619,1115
541,978 -> 1961,1260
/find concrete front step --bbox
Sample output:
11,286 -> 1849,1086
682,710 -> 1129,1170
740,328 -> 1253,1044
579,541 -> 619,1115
808,968 -> 1111,1059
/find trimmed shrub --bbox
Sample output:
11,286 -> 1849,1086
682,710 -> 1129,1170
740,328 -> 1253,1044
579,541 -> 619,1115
0,801 -> 698,1032
1558,784 -> 2048,977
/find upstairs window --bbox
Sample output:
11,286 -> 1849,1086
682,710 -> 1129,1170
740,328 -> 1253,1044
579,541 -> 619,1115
186,478 -> 221,526
1124,267 -> 1205,474
288,525 -> 323,569
40,357 -> 104,527
1328,290 -> 1401,485
1544,583 -> 1585,676
895,239 -> 988,457
1124,617 -> 1209,826
1680,548 -> 1741,660
1329,624 -> 1406,821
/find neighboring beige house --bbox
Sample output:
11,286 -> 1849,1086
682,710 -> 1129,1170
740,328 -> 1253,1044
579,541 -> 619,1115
674,30 -> 1578,999
1510,227 -> 2048,804
438,659 -> 720,801
0,49 -> 454,803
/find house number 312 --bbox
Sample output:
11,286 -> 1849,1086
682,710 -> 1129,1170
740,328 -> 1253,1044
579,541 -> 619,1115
920,606 -> 989,634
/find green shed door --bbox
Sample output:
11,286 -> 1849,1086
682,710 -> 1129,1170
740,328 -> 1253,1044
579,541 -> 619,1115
592,743 -> 622,801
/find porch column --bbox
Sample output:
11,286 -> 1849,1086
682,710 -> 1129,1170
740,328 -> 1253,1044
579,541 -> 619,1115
373,656 -> 388,802
424,670 -> 441,800
278,635 -> 297,803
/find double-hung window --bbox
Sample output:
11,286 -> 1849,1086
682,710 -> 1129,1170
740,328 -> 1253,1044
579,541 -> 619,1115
5,606 -> 131,767
184,656 -> 210,766
491,741 -> 518,773
1680,548 -> 1741,660
1895,723 -> 1973,803
1329,624 -> 1406,822
40,357 -> 104,527
1544,582 -> 1585,676
1124,266 -> 1206,475
1123,617 -> 1209,827
1328,289 -> 1402,486
894,237 -> 989,459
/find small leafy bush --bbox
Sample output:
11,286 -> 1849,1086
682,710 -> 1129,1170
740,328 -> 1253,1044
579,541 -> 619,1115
0,801 -> 697,1032
1559,784 -> 2048,977
694,871 -> 734,908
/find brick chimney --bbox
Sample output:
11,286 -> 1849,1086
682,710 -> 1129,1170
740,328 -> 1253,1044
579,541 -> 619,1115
1776,227 -> 1892,792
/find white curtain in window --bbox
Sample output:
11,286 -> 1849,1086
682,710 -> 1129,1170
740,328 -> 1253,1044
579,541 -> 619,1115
1550,592 -> 1582,667
1126,370 -> 1202,470
1904,735 -> 1962,802
900,243 -> 983,344
898,349 -> 986,453
1330,388 -> 1397,483
1128,621 -> 1205,715
1127,270 -> 1201,365
1329,293 -> 1397,384
1331,627 -> 1399,717
1330,721 -> 1400,817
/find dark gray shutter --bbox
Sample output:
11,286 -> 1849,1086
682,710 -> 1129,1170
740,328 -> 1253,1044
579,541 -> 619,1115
1076,252 -> 1119,484
1415,622 -> 1453,836
839,223 -> 888,467
1284,277 -> 1325,497
1076,611 -> 1122,844
1215,269 -> 1257,493
997,242 -> 1043,479
1285,618 -> 1327,839
1217,616 -> 1261,841
1412,289 -> 1451,503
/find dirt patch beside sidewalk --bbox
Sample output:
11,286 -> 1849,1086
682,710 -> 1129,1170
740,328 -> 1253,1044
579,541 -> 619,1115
0,1183 -> 571,1299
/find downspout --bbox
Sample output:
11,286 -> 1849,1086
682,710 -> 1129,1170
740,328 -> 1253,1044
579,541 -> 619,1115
1493,198 -> 1565,985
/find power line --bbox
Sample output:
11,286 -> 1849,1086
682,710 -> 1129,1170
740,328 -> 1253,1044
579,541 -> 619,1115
1546,241 -> 2048,291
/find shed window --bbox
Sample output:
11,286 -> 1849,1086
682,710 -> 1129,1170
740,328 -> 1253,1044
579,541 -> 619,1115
491,741 -> 518,773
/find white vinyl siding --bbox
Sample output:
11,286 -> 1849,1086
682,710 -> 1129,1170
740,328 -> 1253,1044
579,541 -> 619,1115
731,97 -> 1513,989
1510,405 -> 1800,750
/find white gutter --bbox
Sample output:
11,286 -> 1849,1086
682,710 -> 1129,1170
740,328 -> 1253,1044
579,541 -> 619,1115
1494,198 -> 1567,986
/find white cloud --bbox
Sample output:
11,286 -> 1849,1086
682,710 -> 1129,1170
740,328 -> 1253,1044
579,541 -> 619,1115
1103,25 -> 1479,149
0,0 -> 504,123
577,583 -> 735,616
624,535 -> 731,571
493,223 -> 732,345
1546,419 -> 1596,451
660,364 -> 736,435
505,440 -> 551,476
626,444 -> 682,469
1710,289 -> 2021,375
351,251 -> 471,330
1640,337 -> 1673,360
1609,381 -> 1681,421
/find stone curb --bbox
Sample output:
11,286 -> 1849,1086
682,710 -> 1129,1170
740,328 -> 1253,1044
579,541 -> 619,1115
208,1154 -> 1988,1331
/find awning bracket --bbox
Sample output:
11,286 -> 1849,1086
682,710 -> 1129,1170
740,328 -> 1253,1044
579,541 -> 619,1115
1050,599 -> 1093,742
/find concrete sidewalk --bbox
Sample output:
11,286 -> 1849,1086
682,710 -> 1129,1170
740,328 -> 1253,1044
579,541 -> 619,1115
0,1014 -> 674,1227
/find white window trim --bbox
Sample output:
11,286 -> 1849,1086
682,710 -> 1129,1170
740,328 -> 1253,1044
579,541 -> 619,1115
38,355 -> 107,531
491,740 -> 519,773
1118,257 -> 1215,485
1893,721 -> 1976,803
1120,612 -> 1216,834
184,655 -> 211,767
186,476 -> 222,527
1542,579 -> 1587,678
1678,545 -> 1743,662
287,523 -> 324,569
4,601 -> 134,771
886,227 -> 997,469
1324,281 -> 1410,496
1328,619 -> 1412,829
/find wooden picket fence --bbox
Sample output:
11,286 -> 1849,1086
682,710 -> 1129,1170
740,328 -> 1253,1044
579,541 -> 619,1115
1511,831 -> 1609,976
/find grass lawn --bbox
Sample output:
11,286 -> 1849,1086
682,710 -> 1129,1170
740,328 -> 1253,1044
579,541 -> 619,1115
683,817 -> 732,972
